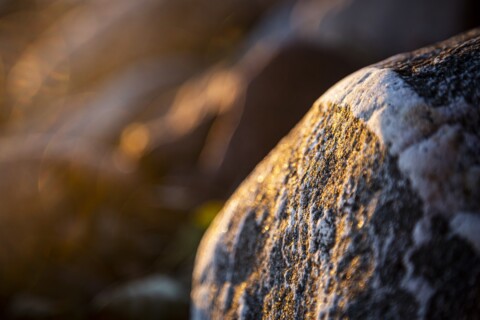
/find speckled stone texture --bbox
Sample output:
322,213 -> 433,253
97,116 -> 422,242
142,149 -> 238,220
191,29 -> 480,319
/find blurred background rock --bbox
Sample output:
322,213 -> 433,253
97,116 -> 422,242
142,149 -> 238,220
0,0 -> 477,319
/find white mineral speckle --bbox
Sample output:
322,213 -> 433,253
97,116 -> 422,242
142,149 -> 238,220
319,66 -> 478,217
317,67 -> 428,155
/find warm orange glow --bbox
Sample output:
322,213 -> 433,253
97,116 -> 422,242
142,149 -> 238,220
119,122 -> 150,159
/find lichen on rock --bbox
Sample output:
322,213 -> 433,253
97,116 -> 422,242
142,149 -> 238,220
192,29 -> 480,319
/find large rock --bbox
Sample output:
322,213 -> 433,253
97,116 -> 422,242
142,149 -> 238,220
192,29 -> 480,319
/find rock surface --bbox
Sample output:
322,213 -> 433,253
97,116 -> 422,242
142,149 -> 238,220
0,1 -> 478,318
191,29 -> 480,319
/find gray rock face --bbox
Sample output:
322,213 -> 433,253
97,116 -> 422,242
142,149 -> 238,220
191,29 -> 480,319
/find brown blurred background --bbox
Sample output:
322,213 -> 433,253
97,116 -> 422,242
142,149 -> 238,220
0,0 -> 477,319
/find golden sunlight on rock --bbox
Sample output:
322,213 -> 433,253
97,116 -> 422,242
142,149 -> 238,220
0,0 -> 477,319
192,29 -> 480,319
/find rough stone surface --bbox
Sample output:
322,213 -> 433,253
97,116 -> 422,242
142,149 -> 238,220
191,29 -> 480,319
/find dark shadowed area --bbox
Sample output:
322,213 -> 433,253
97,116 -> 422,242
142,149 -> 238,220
0,0 -> 477,319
